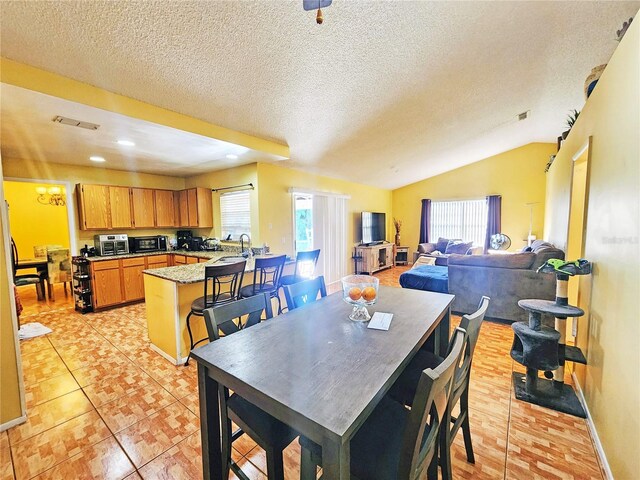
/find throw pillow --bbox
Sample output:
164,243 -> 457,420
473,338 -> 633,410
445,241 -> 473,255
412,255 -> 437,269
435,237 -> 450,253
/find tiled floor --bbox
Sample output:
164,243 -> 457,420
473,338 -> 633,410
4,271 -> 604,479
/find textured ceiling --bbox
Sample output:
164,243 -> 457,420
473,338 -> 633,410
1,1 -> 638,188
0,84 -> 285,175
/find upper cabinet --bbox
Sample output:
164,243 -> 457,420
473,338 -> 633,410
131,188 -> 156,228
155,190 -> 176,227
77,184 -> 110,229
177,187 -> 212,228
109,186 -> 133,229
77,184 -> 213,230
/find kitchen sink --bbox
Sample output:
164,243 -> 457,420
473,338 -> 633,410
216,256 -> 247,263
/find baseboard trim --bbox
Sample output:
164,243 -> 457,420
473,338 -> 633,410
572,372 -> 613,480
0,414 -> 27,432
149,343 -> 182,366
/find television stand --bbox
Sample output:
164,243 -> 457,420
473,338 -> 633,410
355,244 -> 394,274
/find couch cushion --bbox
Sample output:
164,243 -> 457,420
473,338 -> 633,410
445,241 -> 473,255
435,237 -> 450,253
448,253 -> 535,269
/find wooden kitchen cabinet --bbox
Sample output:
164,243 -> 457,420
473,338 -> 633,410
194,187 -> 213,228
77,184 -> 110,230
109,186 -> 133,229
92,260 -> 123,308
186,256 -> 199,264
174,255 -> 187,265
121,257 -> 146,302
131,188 -> 156,228
147,254 -> 169,269
155,190 -> 176,227
77,183 -> 212,230
173,191 -> 181,227
177,188 -> 213,228
178,190 -> 190,227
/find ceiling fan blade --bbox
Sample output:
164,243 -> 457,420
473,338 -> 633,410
303,0 -> 332,11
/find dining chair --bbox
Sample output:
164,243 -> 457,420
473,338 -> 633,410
202,294 -> 297,480
299,327 -> 467,480
10,238 -> 45,301
283,275 -> 327,310
278,249 -> 320,289
184,260 -> 246,366
45,248 -> 72,301
388,296 -> 490,479
239,254 -> 287,314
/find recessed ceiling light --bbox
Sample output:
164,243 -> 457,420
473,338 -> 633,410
226,154 -> 239,160
117,139 -> 135,146
89,156 -> 106,163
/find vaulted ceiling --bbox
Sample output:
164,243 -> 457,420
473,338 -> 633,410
1,1 -> 638,188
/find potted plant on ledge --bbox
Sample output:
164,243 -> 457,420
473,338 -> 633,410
562,109 -> 580,140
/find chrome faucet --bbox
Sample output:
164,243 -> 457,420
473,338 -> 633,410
239,233 -> 251,258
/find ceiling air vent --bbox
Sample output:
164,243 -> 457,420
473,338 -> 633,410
517,111 -> 530,121
52,115 -> 100,130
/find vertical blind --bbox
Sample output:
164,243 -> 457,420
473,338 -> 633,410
430,199 -> 488,246
220,190 -> 251,241
312,195 -> 348,284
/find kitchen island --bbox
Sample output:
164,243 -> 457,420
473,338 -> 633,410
144,254 -> 293,364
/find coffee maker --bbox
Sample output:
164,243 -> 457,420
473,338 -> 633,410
176,230 -> 192,250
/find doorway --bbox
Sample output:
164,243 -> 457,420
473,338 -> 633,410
565,138 -> 591,380
3,179 -> 74,313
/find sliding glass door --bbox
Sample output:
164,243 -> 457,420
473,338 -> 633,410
293,194 -> 313,254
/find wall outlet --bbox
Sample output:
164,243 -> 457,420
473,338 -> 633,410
268,223 -> 273,230
281,236 -> 286,244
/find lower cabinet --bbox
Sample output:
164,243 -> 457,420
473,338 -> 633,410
92,260 -> 124,308
147,254 -> 169,269
91,253 -> 205,310
121,258 -> 146,302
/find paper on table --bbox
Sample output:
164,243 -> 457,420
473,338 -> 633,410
368,312 -> 393,331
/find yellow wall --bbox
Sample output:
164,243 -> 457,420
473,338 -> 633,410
186,162 -> 393,275
257,162 -> 393,271
3,181 -> 71,259
544,19 -> 639,478
0,166 -> 24,426
184,163 -> 260,242
1,158 -> 185,252
392,143 -> 554,255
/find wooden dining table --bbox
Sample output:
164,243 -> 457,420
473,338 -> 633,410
191,286 -> 454,480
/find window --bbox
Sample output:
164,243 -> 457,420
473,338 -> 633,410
430,199 -> 487,246
220,190 -> 251,241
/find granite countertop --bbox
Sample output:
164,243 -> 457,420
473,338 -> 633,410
85,247 -> 250,262
143,254 -> 293,285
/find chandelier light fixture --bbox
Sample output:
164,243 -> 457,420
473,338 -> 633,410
36,186 -> 66,207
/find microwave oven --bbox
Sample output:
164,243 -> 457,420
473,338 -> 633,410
94,234 -> 129,256
128,235 -> 168,254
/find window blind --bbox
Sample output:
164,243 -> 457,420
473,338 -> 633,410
220,190 -> 251,241
430,199 -> 488,246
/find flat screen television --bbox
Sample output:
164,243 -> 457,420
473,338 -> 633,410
361,212 -> 386,245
